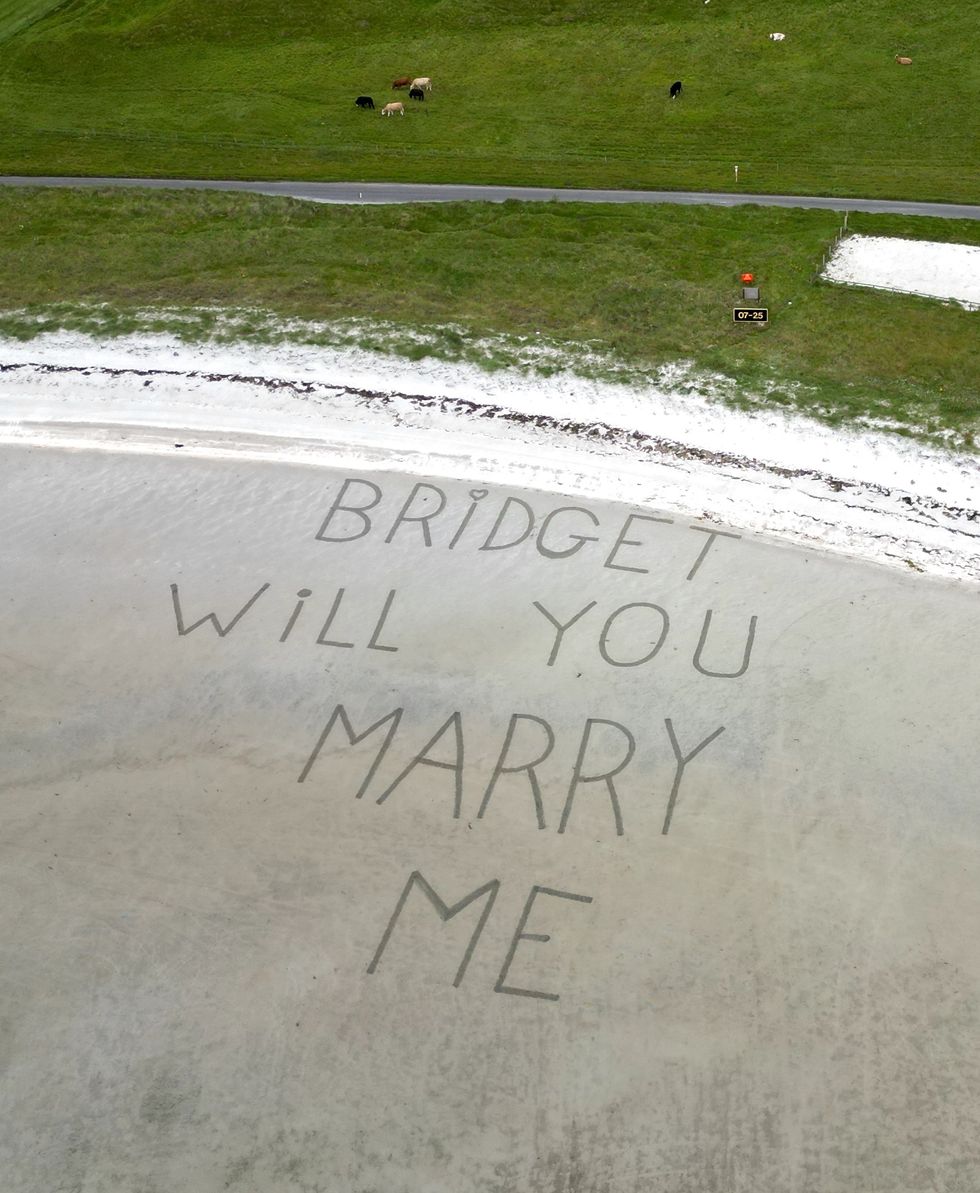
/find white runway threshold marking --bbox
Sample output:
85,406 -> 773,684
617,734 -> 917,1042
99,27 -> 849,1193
821,234 -> 980,309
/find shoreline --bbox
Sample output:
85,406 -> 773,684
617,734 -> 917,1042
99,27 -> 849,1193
2,330 -> 977,585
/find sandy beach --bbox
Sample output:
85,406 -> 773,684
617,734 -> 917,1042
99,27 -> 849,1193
2,337 -> 980,1191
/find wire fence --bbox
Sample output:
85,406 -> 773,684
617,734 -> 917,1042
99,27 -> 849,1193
812,211 -> 851,283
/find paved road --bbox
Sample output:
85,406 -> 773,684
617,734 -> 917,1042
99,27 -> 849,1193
3,175 -> 979,219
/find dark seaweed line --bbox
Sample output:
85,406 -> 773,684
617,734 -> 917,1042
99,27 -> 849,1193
3,358 -> 977,533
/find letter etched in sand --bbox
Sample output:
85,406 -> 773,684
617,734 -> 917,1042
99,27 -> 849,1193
297,703 -> 403,794
367,871 -> 501,987
384,482 -> 447,546
312,588 -> 401,652
535,506 -> 600,559
279,588 -> 313,642
477,714 -> 556,830
375,712 -> 466,818
170,582 -> 270,637
692,609 -> 758,679
598,602 -> 670,667
661,718 -> 725,834
479,497 -> 535,552
558,718 -> 636,837
532,599 -> 597,666
494,885 -> 594,1001
685,526 -> 742,580
603,513 -> 673,574
315,478 -> 383,543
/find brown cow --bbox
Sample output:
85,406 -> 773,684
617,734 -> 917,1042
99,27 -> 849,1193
895,55 -> 912,65
392,76 -> 411,89
382,102 -> 405,116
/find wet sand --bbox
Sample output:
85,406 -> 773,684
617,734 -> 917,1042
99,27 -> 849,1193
2,443 -> 980,1192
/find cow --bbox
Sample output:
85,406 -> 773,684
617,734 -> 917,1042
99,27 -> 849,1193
409,86 -> 425,102
392,76 -> 411,89
354,95 -> 375,110
895,55 -> 912,65
410,76 -> 432,91
669,80 -> 682,99
768,32 -> 786,41
382,102 -> 405,116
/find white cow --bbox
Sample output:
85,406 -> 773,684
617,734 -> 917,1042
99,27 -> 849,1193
768,32 -> 786,41
382,102 -> 405,116
410,76 -> 432,91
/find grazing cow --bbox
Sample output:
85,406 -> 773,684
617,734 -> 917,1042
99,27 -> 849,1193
895,55 -> 912,65
409,86 -> 425,101
669,80 -> 682,99
392,76 -> 411,89
354,95 -> 375,110
410,76 -> 432,91
382,102 -> 405,116
768,32 -> 786,41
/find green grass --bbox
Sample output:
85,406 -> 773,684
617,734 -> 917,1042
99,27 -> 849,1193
0,0 -> 978,200
0,0 -> 65,42
1,187 -> 977,447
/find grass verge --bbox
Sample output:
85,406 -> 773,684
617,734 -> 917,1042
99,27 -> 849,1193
0,186 -> 977,447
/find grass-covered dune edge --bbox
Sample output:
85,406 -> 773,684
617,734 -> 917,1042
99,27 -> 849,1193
1,187 -> 977,448
1,0 -> 978,202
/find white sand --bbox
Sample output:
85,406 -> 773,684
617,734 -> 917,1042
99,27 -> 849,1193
1,330 -> 978,583
4,332 -> 980,1192
822,234 -> 980,309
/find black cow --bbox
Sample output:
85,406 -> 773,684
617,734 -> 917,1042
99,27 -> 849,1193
408,86 -> 425,102
355,95 -> 375,110
669,80 -> 682,99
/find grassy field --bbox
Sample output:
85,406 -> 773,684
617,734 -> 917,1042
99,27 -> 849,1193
0,0 -> 63,41
0,0 -> 978,200
1,187 -> 977,446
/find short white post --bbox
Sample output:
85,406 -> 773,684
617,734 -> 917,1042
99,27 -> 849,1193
734,164 -> 739,183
